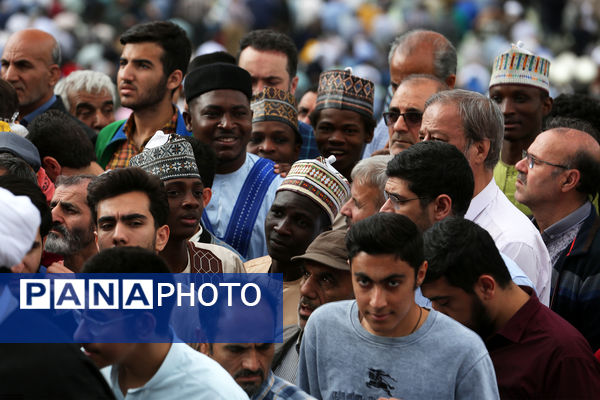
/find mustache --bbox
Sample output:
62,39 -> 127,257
299,297 -> 317,312
49,222 -> 69,236
234,369 -> 264,379
517,172 -> 527,185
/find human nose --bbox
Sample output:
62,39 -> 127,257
181,189 -> 201,209
515,156 -> 528,173
369,285 -> 386,309
111,222 -> 128,246
93,110 -> 110,130
218,113 -> 234,130
300,274 -> 318,299
259,138 -> 276,154
498,98 -> 514,115
273,216 -> 292,235
380,198 -> 394,213
51,206 -> 65,225
340,198 -> 352,218
393,113 -> 408,133
242,349 -> 261,371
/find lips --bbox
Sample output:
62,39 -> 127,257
179,213 -> 199,226
503,120 -> 520,130
119,84 -> 136,95
298,299 -> 317,320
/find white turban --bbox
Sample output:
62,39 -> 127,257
0,187 -> 40,267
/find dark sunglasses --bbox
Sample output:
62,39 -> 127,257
382,110 -> 423,127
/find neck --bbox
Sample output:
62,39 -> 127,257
216,152 -> 246,175
159,238 -> 188,273
501,137 -> 534,165
491,284 -> 530,334
270,258 -> 303,281
472,168 -> 493,197
533,197 -> 587,233
64,243 -> 98,272
131,98 -> 175,148
19,93 -> 54,120
118,343 -> 171,396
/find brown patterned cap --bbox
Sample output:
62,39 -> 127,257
315,68 -> 374,119
251,87 -> 298,134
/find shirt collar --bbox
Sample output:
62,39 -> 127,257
252,370 -> 276,400
465,178 -> 497,221
22,95 -> 57,124
488,286 -> 540,345
540,202 -> 591,242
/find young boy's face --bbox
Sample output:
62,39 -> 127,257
351,251 -> 426,337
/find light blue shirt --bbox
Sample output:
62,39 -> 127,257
361,117 -> 388,158
103,343 -> 248,399
206,153 -> 283,260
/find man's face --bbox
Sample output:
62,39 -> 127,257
388,79 -> 440,155
514,131 -> 566,208
165,177 -> 208,240
389,46 -> 436,92
95,191 -> 168,252
314,108 -> 373,179
421,277 -> 495,339
265,191 -> 328,262
247,120 -> 300,164
489,84 -> 551,143
238,47 -> 297,94
46,182 -> 95,256
1,32 -> 59,113
297,91 -> 317,125
298,262 -> 353,328
11,229 -> 44,273
117,42 -> 169,111
185,90 -> 252,172
379,177 -> 434,232
352,252 -> 426,337
68,89 -> 115,131
209,343 -> 274,396
340,181 -> 383,227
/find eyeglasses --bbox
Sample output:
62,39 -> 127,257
384,191 -> 427,209
521,150 -> 568,170
382,110 -> 423,128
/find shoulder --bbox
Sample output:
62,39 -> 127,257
170,344 -> 248,398
191,241 -> 245,273
270,374 -> 316,399
244,255 -> 271,273
305,300 -> 353,335
427,310 -> 488,352
96,120 -> 126,147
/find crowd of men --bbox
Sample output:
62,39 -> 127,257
1,19 -> 600,399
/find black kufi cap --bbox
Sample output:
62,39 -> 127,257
184,62 -> 252,102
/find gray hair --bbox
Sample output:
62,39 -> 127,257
351,155 -> 393,206
51,40 -> 62,66
425,89 -> 503,170
388,30 -> 457,82
55,70 -> 117,111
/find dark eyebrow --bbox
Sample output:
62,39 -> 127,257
120,214 -> 148,222
427,295 -> 450,302
354,272 -> 406,282
97,216 -> 116,225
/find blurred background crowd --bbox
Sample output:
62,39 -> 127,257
1,0 -> 599,118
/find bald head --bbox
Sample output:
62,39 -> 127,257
1,29 -> 61,117
388,30 -> 456,92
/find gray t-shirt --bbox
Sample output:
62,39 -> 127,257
298,300 -> 499,400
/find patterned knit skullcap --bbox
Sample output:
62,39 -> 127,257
129,131 -> 200,182
315,68 -> 374,120
277,155 -> 350,224
251,87 -> 299,134
489,41 -> 551,93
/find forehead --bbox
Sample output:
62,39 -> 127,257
2,35 -> 52,64
317,108 -> 363,125
390,46 -> 436,79
194,89 -> 250,109
391,79 -> 441,110
164,177 -> 203,186
421,276 -> 464,297
489,84 -> 544,98
421,102 -> 463,132
351,251 -> 414,276
69,89 -> 113,105
528,130 -> 569,156
384,176 -> 414,195
299,91 -> 317,106
96,191 -> 152,216
239,47 -> 289,76
252,120 -> 295,135
53,182 -> 89,204
273,190 -> 322,213
352,180 -> 380,197
121,42 -> 164,63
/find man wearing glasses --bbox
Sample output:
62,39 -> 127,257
420,89 -> 552,305
515,124 -> 600,351
382,74 -> 448,155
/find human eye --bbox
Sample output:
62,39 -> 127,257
274,136 -> 289,145
249,135 -> 263,145
233,109 -> 249,118
431,136 -> 448,143
316,123 -> 332,133
166,189 -> 180,197
98,221 -> 115,231
118,59 -> 127,67
490,95 -> 502,104
387,279 -> 400,288
356,276 -> 371,287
